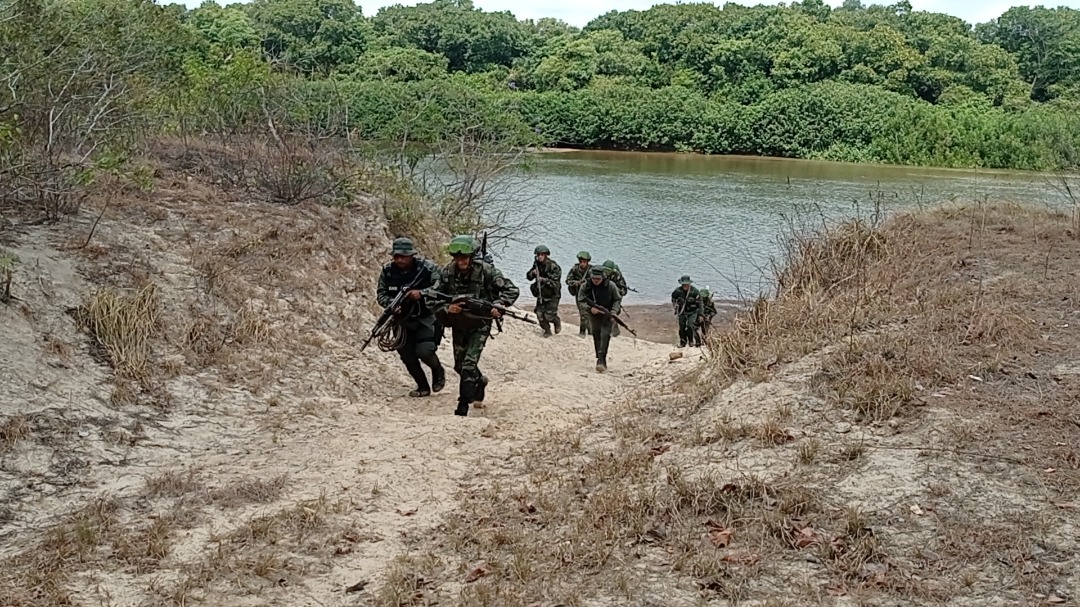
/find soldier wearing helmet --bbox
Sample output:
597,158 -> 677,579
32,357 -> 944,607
375,237 -> 446,397
577,265 -> 622,373
433,235 -> 520,417
525,244 -> 562,337
565,251 -> 594,337
601,260 -> 629,337
698,288 -> 718,340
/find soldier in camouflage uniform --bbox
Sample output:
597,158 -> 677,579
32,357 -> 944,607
433,235 -> 520,417
526,245 -> 562,337
376,237 -> 446,397
577,266 -> 622,373
565,251 -> 593,337
601,260 -> 629,337
698,288 -> 718,340
671,275 -> 703,348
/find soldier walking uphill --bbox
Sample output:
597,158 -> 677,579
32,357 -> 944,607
526,245 -> 562,337
375,238 -> 446,397
698,288 -> 718,340
601,260 -> 629,337
433,235 -> 521,417
565,251 -> 594,337
578,266 -> 622,373
671,275 -> 703,348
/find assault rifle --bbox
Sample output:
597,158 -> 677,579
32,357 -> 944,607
583,297 -> 638,337
431,291 -> 536,334
360,266 -> 431,352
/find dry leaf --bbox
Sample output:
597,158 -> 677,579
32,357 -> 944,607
703,520 -> 733,548
1053,502 -> 1077,510
650,444 -> 671,456
721,551 -> 760,565
1046,595 -> 1066,604
826,583 -> 848,596
910,504 -> 924,516
793,526 -> 819,549
396,506 -> 418,516
465,561 -> 491,583
1044,468 -> 1057,473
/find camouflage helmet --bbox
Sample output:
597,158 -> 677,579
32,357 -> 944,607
700,288 -> 711,298
391,237 -> 417,256
577,251 -> 591,261
534,245 -> 550,255
679,275 -> 693,285
602,260 -> 616,270
447,235 -> 475,256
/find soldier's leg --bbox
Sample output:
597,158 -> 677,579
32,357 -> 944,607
589,314 -> 603,361
414,317 -> 445,393
688,312 -> 702,346
451,326 -> 468,376
577,301 -> 591,336
454,327 -> 490,416
611,316 -> 621,338
677,314 -> 689,347
535,298 -> 551,335
549,298 -> 562,334
597,317 -> 613,370
397,326 -> 430,396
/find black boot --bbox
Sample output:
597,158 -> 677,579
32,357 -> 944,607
403,356 -> 431,397
454,400 -> 470,416
474,375 -> 489,404
553,317 -> 562,334
455,380 -> 475,416
540,320 -> 552,337
596,358 -> 607,373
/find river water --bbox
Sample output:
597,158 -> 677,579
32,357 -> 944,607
484,151 -> 1067,305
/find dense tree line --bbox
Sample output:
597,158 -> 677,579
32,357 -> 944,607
3,0 -> 1080,175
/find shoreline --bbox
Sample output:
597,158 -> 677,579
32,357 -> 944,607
537,301 -> 745,345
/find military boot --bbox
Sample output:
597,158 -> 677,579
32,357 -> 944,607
595,358 -> 607,373
553,317 -> 562,334
540,320 -> 552,337
474,375 -> 489,404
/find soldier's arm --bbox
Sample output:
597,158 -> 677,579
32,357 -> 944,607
609,283 -> 623,315
526,267 -> 537,281
421,261 -> 442,301
551,262 -> 562,282
429,265 -> 450,314
491,267 -> 520,306
376,268 -> 392,308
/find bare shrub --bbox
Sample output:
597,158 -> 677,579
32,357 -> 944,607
77,283 -> 158,377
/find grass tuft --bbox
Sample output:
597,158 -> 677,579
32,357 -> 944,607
78,283 -> 158,377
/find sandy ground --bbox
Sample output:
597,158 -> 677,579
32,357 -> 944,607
0,207 -> 692,606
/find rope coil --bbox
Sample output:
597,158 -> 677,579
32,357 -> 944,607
376,318 -> 406,352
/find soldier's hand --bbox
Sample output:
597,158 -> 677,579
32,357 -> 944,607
490,308 -> 502,319
590,307 -> 601,315
393,306 -> 402,314
407,289 -> 422,300
448,303 -> 463,314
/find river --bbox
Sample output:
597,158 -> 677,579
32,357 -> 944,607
483,151 -> 1068,305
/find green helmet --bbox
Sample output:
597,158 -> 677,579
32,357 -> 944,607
700,288 -> 711,298
534,245 -> 550,255
447,235 -> 475,256
602,260 -> 616,270
679,275 -> 692,285
577,251 -> 591,261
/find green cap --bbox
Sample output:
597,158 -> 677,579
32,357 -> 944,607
700,288 -> 711,298
447,235 -> 475,256
534,245 -> 550,255
602,260 -> 616,270
391,237 -> 417,256
679,275 -> 692,285
589,266 -> 606,277
577,251 -> 591,261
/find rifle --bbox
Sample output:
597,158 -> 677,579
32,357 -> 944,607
361,265 -> 431,352
431,291 -> 536,334
583,297 -> 638,337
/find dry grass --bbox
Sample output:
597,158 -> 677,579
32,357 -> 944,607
370,202 -> 1080,607
77,283 -> 158,377
0,414 -> 31,451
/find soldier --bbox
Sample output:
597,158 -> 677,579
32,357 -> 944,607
699,288 -> 718,339
577,266 -> 622,373
433,235 -> 520,417
526,245 -> 562,337
375,237 -> 446,397
565,251 -> 593,337
671,275 -> 703,348
601,260 -> 628,337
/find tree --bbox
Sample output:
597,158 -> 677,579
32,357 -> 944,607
247,0 -> 369,74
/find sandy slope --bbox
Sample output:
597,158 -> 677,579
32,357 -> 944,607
0,210 -> 682,606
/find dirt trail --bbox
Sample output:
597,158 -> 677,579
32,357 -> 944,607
0,208 -> 687,606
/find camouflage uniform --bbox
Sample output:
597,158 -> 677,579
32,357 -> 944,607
565,251 -> 594,336
577,266 -> 622,372
434,236 -> 520,417
602,260 -> 628,337
526,245 -> 562,336
376,238 -> 446,396
671,275 -> 703,347
699,288 -> 718,339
